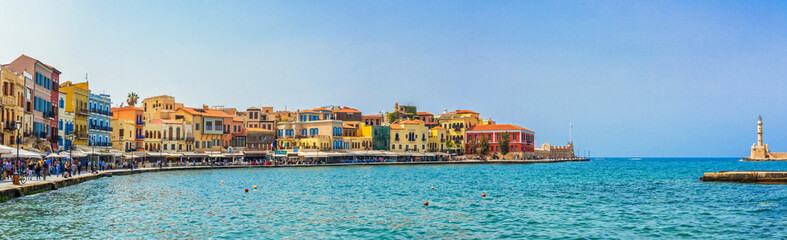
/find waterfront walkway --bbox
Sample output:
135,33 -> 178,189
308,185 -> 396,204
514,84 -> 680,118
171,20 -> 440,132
0,158 -> 588,202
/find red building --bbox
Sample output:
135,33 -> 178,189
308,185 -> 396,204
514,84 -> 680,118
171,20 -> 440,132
47,65 -> 60,150
465,124 -> 535,157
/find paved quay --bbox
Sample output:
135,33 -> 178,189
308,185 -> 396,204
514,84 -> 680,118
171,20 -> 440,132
700,171 -> 787,184
0,158 -> 588,202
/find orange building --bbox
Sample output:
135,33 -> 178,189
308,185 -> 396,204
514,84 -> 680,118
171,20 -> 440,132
111,106 -> 144,151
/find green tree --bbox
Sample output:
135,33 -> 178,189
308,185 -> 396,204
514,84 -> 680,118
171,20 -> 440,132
386,112 -> 399,123
126,92 -> 139,107
499,131 -> 510,156
477,134 -> 490,157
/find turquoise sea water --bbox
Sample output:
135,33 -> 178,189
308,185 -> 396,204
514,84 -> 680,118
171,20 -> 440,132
0,158 -> 785,239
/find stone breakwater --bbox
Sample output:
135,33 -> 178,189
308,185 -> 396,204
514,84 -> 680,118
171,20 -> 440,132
700,171 -> 787,184
0,158 -> 588,203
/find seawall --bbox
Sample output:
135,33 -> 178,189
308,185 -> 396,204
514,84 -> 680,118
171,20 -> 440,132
700,171 -> 787,184
0,158 -> 588,203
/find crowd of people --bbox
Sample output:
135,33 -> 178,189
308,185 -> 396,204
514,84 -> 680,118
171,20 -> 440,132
0,158 -> 115,183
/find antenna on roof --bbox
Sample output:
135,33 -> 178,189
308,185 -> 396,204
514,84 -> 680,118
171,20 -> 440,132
85,73 -> 88,82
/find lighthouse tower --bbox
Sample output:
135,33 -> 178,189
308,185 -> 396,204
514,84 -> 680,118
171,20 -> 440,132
757,115 -> 763,147
751,115 -> 770,159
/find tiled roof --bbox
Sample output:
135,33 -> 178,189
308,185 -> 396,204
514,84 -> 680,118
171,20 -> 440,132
336,107 -> 361,113
390,124 -> 404,130
149,119 -> 181,124
312,107 -> 331,112
362,115 -> 381,118
467,124 -> 534,133
451,110 -> 478,115
400,119 -> 424,125
112,106 -> 142,112
417,112 -> 433,116
178,107 -> 232,118
431,126 -> 446,130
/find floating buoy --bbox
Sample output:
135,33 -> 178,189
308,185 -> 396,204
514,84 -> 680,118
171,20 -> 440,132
253,186 -> 257,189
245,188 -> 249,192
482,192 -> 486,197
221,181 -> 224,184
424,201 -> 429,206
431,187 -> 434,189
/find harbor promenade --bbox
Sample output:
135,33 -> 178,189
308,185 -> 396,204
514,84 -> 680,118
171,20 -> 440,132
0,158 -> 588,202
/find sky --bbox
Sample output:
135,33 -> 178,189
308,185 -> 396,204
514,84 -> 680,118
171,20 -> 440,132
0,0 -> 785,157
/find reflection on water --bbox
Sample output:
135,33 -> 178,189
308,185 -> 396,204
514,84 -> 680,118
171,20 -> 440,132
0,158 -> 786,239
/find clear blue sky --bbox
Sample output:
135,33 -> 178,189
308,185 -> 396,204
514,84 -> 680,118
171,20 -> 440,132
1,0 -> 785,157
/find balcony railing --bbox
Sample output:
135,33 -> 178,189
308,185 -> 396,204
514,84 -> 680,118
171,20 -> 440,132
74,131 -> 88,139
44,111 -> 55,119
136,135 -> 145,140
185,137 -> 194,142
88,124 -> 112,132
3,121 -> 16,131
136,120 -> 145,126
76,108 -> 90,116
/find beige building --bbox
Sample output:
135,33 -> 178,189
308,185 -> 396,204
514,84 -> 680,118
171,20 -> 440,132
142,95 -> 183,122
244,106 -> 275,130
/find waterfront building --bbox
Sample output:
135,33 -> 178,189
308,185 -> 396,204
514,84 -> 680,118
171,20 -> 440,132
335,107 -> 362,122
141,95 -> 183,122
244,107 -> 275,130
22,72 -> 33,147
362,115 -> 382,126
341,122 -> 372,150
427,126 -> 447,152
246,128 -> 275,151
465,124 -> 535,159
415,112 -> 438,128
221,113 -> 245,152
60,81 -> 90,146
142,120 -> 162,151
746,116 -> 787,160
372,125 -> 390,151
88,93 -> 112,149
276,109 -> 343,151
57,90 -> 74,151
534,143 -> 575,160
436,110 -> 496,153
0,66 -> 25,147
274,110 -> 294,122
111,106 -> 144,152
6,55 -> 59,151
389,120 -> 429,153
175,106 -> 229,152
152,118 -> 193,153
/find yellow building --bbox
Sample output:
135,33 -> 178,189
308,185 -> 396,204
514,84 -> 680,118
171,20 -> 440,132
175,106 -> 229,152
60,81 -> 90,146
153,118 -> 194,153
141,95 -> 183,122
389,120 -> 429,153
428,126 -> 447,152
276,109 -> 343,152
0,66 -> 25,146
436,110 -> 495,152
111,119 -> 137,152
142,120 -> 162,151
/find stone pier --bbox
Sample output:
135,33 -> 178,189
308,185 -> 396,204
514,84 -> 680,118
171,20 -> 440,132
700,171 -> 787,184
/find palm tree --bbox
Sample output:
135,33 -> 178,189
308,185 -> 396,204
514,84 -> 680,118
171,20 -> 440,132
127,92 -> 139,107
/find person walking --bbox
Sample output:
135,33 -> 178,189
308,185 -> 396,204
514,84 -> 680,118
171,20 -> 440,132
42,160 -> 49,181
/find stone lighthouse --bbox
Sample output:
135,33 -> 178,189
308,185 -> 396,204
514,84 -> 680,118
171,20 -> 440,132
757,115 -> 763,147
745,115 -> 787,161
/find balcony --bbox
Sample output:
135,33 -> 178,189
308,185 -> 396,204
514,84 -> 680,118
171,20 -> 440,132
76,108 -> 90,116
136,120 -> 145,126
3,121 -> 17,131
136,135 -> 145,140
89,124 -> 112,132
185,137 -> 194,142
74,131 -> 88,140
44,111 -> 56,119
